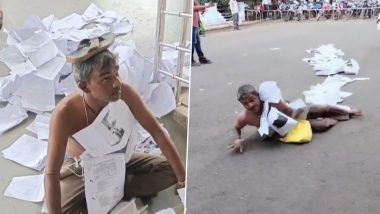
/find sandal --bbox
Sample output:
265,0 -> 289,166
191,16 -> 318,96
66,32 -> 115,64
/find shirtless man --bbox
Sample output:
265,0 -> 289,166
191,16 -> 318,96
45,47 -> 185,213
231,83 -> 362,153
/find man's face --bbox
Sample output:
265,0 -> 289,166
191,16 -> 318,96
86,64 -> 121,102
239,93 -> 261,114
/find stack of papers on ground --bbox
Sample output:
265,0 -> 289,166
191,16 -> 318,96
2,134 -> 48,171
4,174 -> 45,202
147,82 -> 176,118
303,44 -> 360,76
303,75 -> 369,105
26,114 -> 51,140
0,103 -> 28,134
0,3 -> 181,211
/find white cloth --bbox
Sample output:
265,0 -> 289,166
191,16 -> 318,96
229,0 -> 239,14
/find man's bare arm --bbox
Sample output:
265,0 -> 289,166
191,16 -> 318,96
194,3 -> 214,12
235,114 -> 247,139
271,100 -> 294,117
121,84 -> 186,183
45,106 -> 70,214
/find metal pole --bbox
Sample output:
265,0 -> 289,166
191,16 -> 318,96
163,11 -> 192,18
175,0 -> 191,105
159,69 -> 190,84
161,42 -> 191,53
153,0 -> 167,83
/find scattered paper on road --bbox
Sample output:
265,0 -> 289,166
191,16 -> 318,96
2,134 -> 48,171
0,103 -> 28,134
4,174 -> 45,202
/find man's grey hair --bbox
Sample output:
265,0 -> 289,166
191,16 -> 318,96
237,84 -> 258,101
73,50 -> 117,83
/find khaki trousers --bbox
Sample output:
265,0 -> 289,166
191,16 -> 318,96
60,152 -> 176,214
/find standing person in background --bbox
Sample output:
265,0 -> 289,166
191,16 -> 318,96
0,8 -> 3,30
230,0 -> 240,30
192,0 -> 214,66
262,0 -> 272,19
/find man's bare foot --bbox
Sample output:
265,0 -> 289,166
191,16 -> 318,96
349,107 -> 362,117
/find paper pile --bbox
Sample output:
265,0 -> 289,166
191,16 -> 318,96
4,174 -> 45,202
1,3 -> 183,210
303,75 -> 369,105
303,44 -> 360,76
2,134 -> 48,171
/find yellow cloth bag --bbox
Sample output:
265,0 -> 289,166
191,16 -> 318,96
280,120 -> 312,143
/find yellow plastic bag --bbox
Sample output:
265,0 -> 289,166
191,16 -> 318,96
280,120 -> 312,143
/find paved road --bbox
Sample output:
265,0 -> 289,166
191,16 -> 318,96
187,20 -> 380,214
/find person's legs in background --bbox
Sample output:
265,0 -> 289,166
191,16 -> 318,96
192,27 -> 212,65
192,27 -> 200,66
232,13 -> 239,30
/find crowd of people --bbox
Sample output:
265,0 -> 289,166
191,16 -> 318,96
252,0 -> 380,21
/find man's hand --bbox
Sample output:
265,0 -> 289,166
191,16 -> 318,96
228,139 -> 245,153
207,2 -> 216,8
176,180 -> 185,189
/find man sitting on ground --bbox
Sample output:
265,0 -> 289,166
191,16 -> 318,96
45,34 -> 185,213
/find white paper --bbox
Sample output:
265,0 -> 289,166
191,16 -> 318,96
83,153 -> 125,214
109,199 -> 141,214
34,53 -> 66,80
82,3 -> 104,21
0,74 -> 21,101
41,200 -> 48,213
303,75 -> 369,105
132,124 -> 168,155
0,103 -> 28,134
0,45 -> 26,70
26,39 -> 58,68
61,13 -> 88,29
259,81 -> 282,104
257,81 -> 284,136
13,73 -> 56,113
73,100 -> 136,158
155,208 -> 176,214
42,14 -> 55,32
111,20 -> 133,35
2,134 -> 48,170
267,107 -> 297,136
147,82 -> 176,118
288,99 -> 306,111
4,174 -> 45,202
54,72 -> 79,96
10,60 -> 37,77
26,114 -> 51,138
177,187 -> 186,205
304,44 -> 360,76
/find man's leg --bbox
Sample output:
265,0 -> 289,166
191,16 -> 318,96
193,28 -> 212,64
306,104 -> 362,132
60,159 -> 87,214
192,27 -> 197,64
233,13 -> 239,30
124,152 -> 177,198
